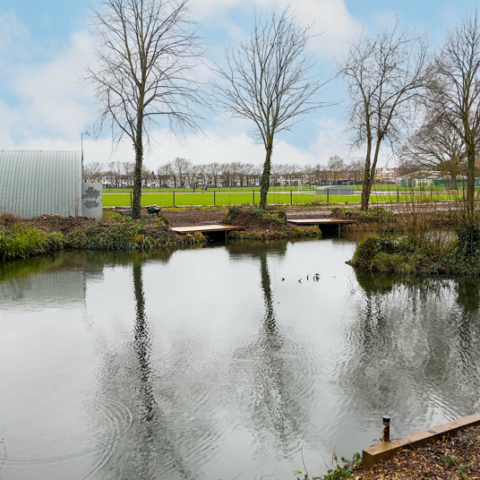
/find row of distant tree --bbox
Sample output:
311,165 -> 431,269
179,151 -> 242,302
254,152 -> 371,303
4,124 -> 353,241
84,156 -> 367,187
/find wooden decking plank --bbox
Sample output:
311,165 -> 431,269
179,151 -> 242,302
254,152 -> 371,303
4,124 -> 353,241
287,218 -> 357,225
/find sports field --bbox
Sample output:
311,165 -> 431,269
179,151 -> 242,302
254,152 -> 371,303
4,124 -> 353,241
102,190 -> 468,207
103,184 -> 457,193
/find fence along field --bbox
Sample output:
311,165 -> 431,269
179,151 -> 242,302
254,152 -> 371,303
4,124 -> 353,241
102,188 -> 476,207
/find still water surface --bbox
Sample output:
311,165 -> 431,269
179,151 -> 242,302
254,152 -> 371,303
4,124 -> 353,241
1,238 -> 480,480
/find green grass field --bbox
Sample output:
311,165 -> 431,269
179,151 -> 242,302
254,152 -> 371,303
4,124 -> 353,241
102,191 -> 468,207
104,184 -> 468,194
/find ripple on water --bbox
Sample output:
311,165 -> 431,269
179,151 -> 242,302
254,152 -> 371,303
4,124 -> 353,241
0,397 -> 132,478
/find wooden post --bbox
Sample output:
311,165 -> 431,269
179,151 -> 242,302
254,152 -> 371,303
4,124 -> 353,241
383,416 -> 391,443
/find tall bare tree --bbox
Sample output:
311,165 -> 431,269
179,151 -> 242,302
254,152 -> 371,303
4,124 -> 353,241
84,161 -> 104,182
340,23 -> 429,210
328,155 -> 346,183
428,12 -> 480,216
172,157 -> 191,187
213,8 -> 329,209
206,162 -> 221,187
87,0 -> 205,218
401,114 -> 466,188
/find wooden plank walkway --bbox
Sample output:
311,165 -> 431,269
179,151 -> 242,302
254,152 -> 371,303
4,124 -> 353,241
171,224 -> 245,234
287,218 -> 358,226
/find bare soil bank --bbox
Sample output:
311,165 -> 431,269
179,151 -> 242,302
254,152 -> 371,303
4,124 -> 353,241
18,205 -> 337,234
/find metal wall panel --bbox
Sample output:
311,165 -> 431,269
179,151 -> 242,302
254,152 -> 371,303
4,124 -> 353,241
0,149 -> 82,218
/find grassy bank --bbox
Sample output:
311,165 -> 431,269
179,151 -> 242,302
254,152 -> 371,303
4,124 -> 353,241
0,217 -> 205,262
0,207 -> 323,262
0,224 -> 66,261
345,205 -> 480,276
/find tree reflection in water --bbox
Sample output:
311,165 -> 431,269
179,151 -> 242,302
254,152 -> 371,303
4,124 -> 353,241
339,270 -> 480,435
97,256 -> 197,480
229,242 -> 314,460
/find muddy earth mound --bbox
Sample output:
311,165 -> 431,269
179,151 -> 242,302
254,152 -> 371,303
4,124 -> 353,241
0,213 -> 21,228
28,215 -> 93,234
222,206 -> 288,232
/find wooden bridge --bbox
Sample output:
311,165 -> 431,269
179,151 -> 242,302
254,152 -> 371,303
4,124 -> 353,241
171,224 -> 245,240
287,218 -> 357,226
288,218 -> 357,235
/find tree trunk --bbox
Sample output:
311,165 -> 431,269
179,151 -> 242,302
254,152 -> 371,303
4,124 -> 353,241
451,171 -> 458,190
361,136 -> 381,211
361,159 -> 372,211
132,115 -> 144,219
260,144 -> 273,209
467,146 -> 476,218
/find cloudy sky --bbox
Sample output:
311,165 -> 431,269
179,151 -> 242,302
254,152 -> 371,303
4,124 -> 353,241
0,0 -> 477,170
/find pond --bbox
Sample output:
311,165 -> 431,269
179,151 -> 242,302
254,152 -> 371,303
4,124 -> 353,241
1,238 -> 480,480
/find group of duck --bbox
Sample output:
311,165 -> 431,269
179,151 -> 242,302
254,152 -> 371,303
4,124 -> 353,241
281,273 -> 321,284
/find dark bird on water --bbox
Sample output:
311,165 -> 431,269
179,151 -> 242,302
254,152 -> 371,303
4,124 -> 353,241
282,278 -> 285,281
313,273 -> 320,282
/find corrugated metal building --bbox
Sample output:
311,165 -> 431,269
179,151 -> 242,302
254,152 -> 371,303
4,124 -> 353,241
0,148 -> 83,218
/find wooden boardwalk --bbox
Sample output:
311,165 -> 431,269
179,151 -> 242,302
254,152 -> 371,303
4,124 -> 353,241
287,218 -> 358,226
171,224 -> 245,235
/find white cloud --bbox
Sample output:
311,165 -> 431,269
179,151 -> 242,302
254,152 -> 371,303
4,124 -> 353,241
195,0 -> 361,56
7,31 -> 95,142
0,12 -> 30,58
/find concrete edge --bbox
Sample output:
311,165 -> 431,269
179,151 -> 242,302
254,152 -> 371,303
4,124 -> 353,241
363,412 -> 480,471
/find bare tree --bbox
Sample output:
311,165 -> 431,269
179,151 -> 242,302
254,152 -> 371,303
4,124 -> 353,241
84,161 -> 104,182
206,162 -> 221,187
107,160 -> 123,187
339,23 -> 429,210
244,163 -> 255,187
349,159 -> 364,185
123,161 -> 135,186
87,0 -> 205,218
172,157 -> 191,187
428,12 -> 480,216
213,7 -> 329,209
401,114 -> 466,188
328,155 -> 346,183
156,163 -> 171,187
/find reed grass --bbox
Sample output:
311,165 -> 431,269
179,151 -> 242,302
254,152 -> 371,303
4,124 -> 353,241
348,196 -> 480,276
0,225 -> 65,261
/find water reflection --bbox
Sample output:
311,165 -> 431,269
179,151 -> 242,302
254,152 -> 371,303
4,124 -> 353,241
341,271 -> 480,436
2,243 -> 480,479
229,245 -> 313,461
94,257 -> 200,480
